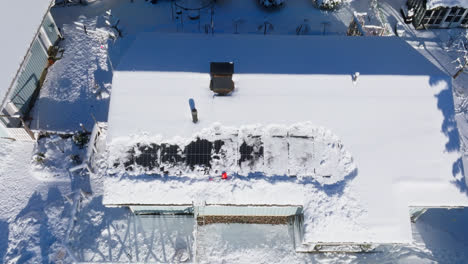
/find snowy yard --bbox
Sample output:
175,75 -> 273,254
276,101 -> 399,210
27,0 -> 390,133
69,209 -> 194,262
1,0 -> 468,263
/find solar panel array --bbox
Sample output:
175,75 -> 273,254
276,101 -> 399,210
121,135 -> 266,173
117,131 -> 348,184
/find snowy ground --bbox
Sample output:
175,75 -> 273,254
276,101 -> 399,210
1,0 -> 468,263
30,14 -> 112,133
0,138 -> 74,263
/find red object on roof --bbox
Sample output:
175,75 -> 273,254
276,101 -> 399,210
222,172 -> 228,179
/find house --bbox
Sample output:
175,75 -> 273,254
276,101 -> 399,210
90,33 -> 468,251
406,0 -> 468,29
0,0 -> 61,140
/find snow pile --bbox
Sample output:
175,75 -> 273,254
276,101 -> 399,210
302,181 -> 367,243
31,134 -> 87,181
108,122 -> 356,185
426,0 -> 468,9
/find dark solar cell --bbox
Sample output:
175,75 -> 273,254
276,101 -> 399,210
185,138 -> 213,168
161,144 -> 184,163
238,137 -> 264,168
122,135 -> 267,174
239,141 -> 254,164
124,148 -> 136,171
213,140 -> 224,154
134,144 -> 160,170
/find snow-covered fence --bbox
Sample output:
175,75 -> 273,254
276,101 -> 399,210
86,121 -> 107,171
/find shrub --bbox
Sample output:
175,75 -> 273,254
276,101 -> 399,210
259,0 -> 285,8
314,0 -> 342,10
34,152 -> 46,164
73,131 -> 89,149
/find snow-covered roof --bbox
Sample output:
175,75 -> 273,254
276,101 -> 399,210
426,0 -> 468,9
104,33 -> 468,244
0,0 -> 53,109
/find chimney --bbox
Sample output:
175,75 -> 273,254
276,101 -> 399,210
191,108 -> 198,123
210,62 -> 234,95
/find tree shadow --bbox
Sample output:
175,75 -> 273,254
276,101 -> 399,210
433,77 -> 460,153
69,195 -> 128,261
431,76 -> 468,193
452,157 -> 467,194
10,186 -> 67,264
115,34 -> 445,76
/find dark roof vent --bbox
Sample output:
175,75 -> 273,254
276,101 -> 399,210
210,62 -> 234,95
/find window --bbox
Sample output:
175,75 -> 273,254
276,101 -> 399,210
425,10 -> 432,17
462,18 -> 468,25
435,18 -> 442,24
450,7 -> 457,14
429,18 -> 436,24
454,16 -> 462,22
37,32 -> 49,53
446,15 -> 454,22
422,18 -> 429,24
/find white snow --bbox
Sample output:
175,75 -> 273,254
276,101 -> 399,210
0,138 -> 75,263
426,0 -> 468,9
102,33 -> 468,244
30,14 -> 112,132
107,33 -> 446,141
0,0 -> 53,109
1,0 -> 468,262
